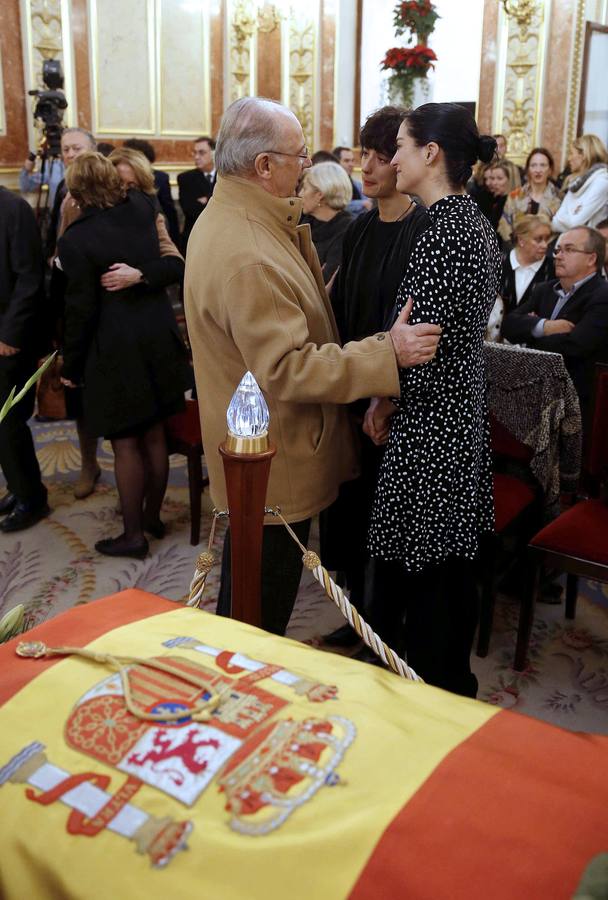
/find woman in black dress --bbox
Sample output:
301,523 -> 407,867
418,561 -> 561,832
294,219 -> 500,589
59,152 -> 191,559
365,104 -> 501,697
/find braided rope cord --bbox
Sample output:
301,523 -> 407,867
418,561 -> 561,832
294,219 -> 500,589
187,506 -> 422,683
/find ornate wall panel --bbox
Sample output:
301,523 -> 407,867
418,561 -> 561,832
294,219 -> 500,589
226,0 -> 258,103
89,0 -> 155,134
281,1 -> 319,150
158,0 -> 211,135
492,0 -> 551,165
20,0 -> 77,149
224,1 -> 326,150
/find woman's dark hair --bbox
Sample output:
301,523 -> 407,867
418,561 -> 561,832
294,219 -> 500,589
405,103 -> 496,188
123,137 -> 156,163
360,106 -> 407,159
524,146 -> 554,173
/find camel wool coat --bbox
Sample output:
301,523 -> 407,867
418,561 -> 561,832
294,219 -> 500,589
184,175 -> 400,523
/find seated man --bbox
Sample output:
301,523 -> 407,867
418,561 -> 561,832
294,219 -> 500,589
502,226 -> 608,429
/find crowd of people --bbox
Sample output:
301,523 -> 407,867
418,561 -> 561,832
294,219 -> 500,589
1,96 -> 608,697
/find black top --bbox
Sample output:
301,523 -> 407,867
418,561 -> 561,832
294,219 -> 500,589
58,190 -> 190,437
368,194 -> 502,570
0,186 -> 45,352
302,210 -> 353,282
330,204 -> 431,344
500,250 -> 551,313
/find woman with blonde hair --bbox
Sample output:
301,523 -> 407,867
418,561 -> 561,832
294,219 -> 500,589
100,147 -> 182,292
499,147 -> 561,243
299,161 -> 353,282
59,152 -> 191,559
552,133 -> 608,232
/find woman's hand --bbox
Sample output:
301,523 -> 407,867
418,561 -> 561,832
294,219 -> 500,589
60,377 -> 78,388
101,263 -> 143,291
362,397 -> 396,446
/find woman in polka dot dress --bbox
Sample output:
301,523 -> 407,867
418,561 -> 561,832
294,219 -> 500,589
365,103 -> 501,697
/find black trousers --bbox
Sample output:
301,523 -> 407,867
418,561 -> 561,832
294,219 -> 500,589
217,519 -> 311,636
0,353 -> 46,505
372,555 -> 479,698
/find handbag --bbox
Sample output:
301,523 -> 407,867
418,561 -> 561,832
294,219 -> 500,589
35,352 -> 67,420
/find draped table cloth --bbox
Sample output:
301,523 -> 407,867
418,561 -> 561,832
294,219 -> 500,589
1,589 -> 607,900
484,342 -> 582,516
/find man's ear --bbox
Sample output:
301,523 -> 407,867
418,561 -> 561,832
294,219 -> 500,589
253,152 -> 273,181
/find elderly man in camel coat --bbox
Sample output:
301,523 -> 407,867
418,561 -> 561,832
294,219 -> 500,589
184,96 -> 440,635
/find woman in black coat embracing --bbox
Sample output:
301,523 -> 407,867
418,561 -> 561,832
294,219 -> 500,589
364,104 -> 502,697
59,152 -> 191,559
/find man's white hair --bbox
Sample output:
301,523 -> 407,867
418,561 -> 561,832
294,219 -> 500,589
215,97 -> 298,177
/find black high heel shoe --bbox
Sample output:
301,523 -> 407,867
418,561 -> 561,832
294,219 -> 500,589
143,519 -> 166,540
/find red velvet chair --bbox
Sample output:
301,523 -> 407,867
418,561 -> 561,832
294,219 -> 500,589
476,415 -> 540,658
514,363 -> 608,671
165,398 -> 209,545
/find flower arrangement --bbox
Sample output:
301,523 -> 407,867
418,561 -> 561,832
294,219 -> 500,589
394,0 -> 440,41
381,0 -> 439,107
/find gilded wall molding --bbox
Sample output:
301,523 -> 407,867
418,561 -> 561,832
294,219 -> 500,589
282,12 -> 317,151
227,0 -> 258,103
0,43 -> 6,136
493,0 -> 550,165
565,0 -> 586,154
20,0 -> 76,148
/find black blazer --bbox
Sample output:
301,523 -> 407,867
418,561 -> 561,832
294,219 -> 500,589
501,274 -> 608,411
0,187 -> 45,352
154,169 -> 180,245
177,168 -> 215,247
58,190 -> 189,435
500,251 -> 550,314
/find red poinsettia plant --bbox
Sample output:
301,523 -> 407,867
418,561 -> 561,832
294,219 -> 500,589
394,0 -> 440,42
381,0 -> 439,106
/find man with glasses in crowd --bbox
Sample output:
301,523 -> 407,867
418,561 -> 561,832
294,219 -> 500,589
502,225 -> 608,428
184,96 -> 442,637
178,135 -> 216,250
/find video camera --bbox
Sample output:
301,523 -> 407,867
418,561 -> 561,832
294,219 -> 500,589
28,59 -> 68,158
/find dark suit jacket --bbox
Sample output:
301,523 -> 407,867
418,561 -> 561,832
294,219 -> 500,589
500,251 -> 550,314
177,168 -> 215,248
0,187 -> 45,352
501,274 -> 608,414
154,169 -> 180,245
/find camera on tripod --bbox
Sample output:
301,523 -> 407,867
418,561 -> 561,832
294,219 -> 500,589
28,59 -> 68,158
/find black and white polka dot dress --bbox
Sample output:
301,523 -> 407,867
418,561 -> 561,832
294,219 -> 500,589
368,193 -> 501,571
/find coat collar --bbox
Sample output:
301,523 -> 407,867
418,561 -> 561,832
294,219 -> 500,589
212,175 -> 303,236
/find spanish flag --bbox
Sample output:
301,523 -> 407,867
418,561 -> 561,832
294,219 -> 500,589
0,590 -> 606,899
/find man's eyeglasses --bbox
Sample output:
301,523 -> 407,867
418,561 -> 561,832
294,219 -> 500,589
552,245 -> 593,257
263,148 -> 310,161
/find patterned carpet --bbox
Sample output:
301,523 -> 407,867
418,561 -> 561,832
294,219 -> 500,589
1,418 -> 608,735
